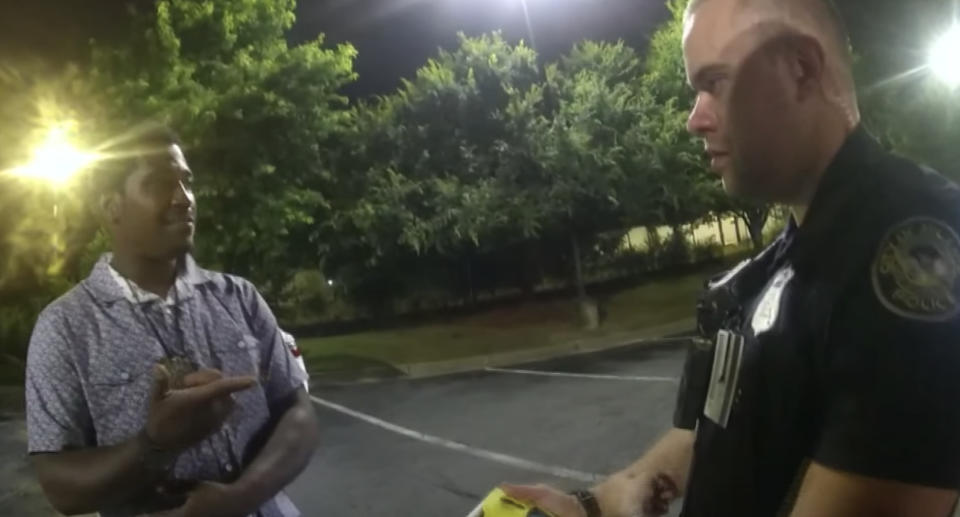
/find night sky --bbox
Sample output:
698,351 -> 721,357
1,0 -> 954,98
0,0 -> 670,98
292,0 -> 670,96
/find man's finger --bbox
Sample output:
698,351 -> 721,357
187,376 -> 257,401
182,368 -> 223,388
151,364 -> 172,401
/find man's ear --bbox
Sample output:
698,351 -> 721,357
100,192 -> 121,224
787,34 -> 827,101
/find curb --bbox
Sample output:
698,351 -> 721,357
312,317 -> 696,385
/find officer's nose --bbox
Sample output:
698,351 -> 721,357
687,93 -> 719,137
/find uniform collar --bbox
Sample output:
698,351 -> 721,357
84,253 -> 214,305
788,126 -> 881,267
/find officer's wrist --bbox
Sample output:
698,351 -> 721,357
568,488 -> 601,517
590,470 -> 641,517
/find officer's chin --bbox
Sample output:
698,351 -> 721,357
720,174 -> 743,196
721,169 -> 771,202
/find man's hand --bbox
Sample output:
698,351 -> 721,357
502,472 -> 679,517
158,482 -> 249,517
145,365 -> 257,452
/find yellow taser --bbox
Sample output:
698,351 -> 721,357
465,488 -> 557,517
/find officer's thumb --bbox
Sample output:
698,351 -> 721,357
499,484 -> 550,505
152,364 -> 172,401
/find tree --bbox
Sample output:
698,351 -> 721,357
86,0 -> 358,297
0,63 -> 106,368
329,32 -> 545,308
528,40 -> 653,309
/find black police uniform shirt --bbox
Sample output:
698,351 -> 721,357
675,127 -> 960,516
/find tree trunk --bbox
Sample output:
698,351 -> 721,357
748,219 -> 765,250
570,232 -> 586,302
716,214 -> 726,247
738,208 -> 770,251
520,240 -> 539,300
570,232 -> 598,330
465,258 -> 476,306
733,218 -> 742,243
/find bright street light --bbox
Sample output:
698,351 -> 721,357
7,123 -> 98,186
930,24 -> 960,87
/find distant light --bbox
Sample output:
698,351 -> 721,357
327,279 -> 335,286
8,124 -> 98,186
930,25 -> 960,87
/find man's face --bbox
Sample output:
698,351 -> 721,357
112,144 -> 197,259
683,0 -> 810,202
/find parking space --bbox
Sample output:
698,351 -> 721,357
288,341 -> 689,516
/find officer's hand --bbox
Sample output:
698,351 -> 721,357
593,471 -> 678,517
499,484 -> 586,517
145,365 -> 256,452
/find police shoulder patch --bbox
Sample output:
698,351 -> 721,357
871,217 -> 960,322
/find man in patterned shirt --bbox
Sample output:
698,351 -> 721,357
25,126 -> 319,517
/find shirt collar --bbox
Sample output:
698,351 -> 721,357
84,253 -> 214,305
788,126 -> 881,267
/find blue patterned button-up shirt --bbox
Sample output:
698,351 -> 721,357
25,254 -> 307,517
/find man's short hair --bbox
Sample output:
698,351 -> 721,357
94,125 -> 181,194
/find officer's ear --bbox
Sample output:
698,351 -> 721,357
783,34 -> 827,103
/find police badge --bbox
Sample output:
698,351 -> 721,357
872,217 -> 960,322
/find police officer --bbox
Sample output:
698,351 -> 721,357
501,0 -> 960,515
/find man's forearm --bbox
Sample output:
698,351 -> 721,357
592,428 -> 695,514
231,389 -> 320,512
32,432 -> 161,515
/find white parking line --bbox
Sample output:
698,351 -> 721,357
485,367 -> 679,383
310,395 -> 602,484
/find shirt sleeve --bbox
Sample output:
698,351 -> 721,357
813,218 -> 960,488
240,281 -> 307,411
25,307 -> 95,453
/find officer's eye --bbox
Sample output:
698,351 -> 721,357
703,76 -> 727,95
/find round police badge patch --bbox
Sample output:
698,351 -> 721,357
872,217 -> 960,322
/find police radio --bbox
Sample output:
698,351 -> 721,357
674,252 -> 778,429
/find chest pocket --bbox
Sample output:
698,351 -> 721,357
207,334 -> 262,380
87,353 -> 156,446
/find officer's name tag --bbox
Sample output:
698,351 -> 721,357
704,330 -> 745,429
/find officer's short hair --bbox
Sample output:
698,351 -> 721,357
94,125 -> 182,195
684,0 -> 858,111
684,0 -> 852,65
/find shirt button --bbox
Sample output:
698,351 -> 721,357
120,372 -> 130,381
224,463 -> 234,473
